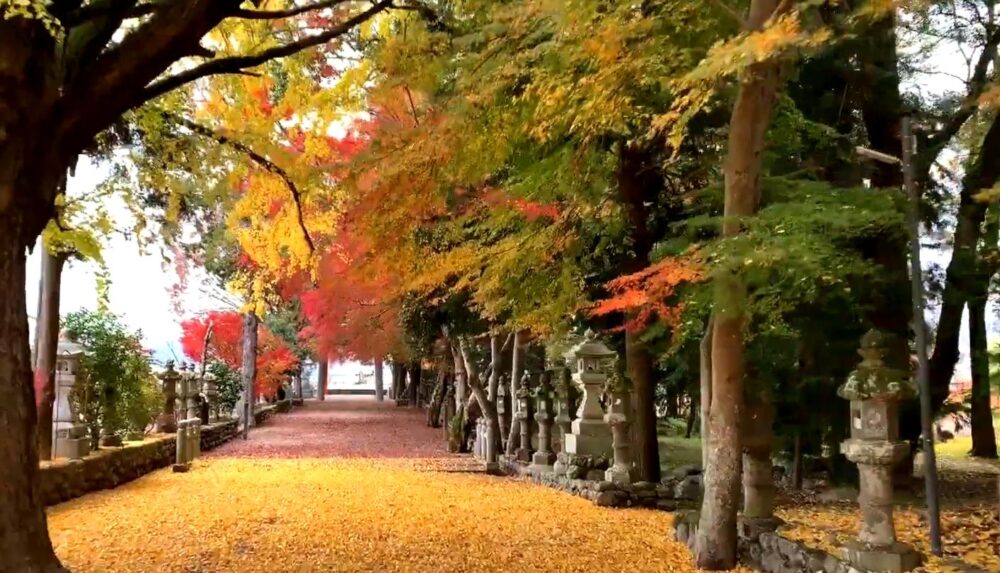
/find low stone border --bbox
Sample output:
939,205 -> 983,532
40,420 -> 238,506
41,402 -> 292,507
673,510 -> 990,573
498,457 -> 697,510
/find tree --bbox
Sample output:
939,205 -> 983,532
62,309 -> 160,448
0,2 -> 415,567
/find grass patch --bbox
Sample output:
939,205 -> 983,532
659,436 -> 702,472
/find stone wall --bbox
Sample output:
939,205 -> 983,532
41,416 -> 249,507
499,457 -> 694,510
254,404 -> 278,425
672,510 -> 990,573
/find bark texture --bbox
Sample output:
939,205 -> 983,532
373,357 -> 385,401
700,317 -> 713,469
506,331 -> 523,456
0,218 -> 67,572
34,246 -> 66,461
968,291 -> 999,458
929,116 -> 1000,409
407,362 -> 421,407
626,329 -> 660,482
241,311 -> 259,439
317,358 -> 328,401
696,2 -> 786,568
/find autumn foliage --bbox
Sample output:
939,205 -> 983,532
591,255 -> 703,331
180,311 -> 298,399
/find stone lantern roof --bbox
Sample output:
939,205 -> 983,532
837,329 -> 917,402
56,330 -> 85,358
568,329 -> 616,361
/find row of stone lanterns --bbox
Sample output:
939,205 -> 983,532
473,330 -> 632,485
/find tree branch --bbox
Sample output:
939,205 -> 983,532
138,1 -> 392,106
63,1 -> 157,27
165,113 -> 315,253
232,0 -> 351,20
927,27 -> 1000,152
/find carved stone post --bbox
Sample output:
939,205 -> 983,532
184,362 -> 199,420
553,360 -> 574,476
515,372 -> 534,463
157,361 -> 180,433
531,370 -> 557,473
604,369 -> 632,485
53,332 -> 90,459
443,383 -> 456,441
838,330 -> 921,573
563,330 -> 614,458
173,420 -> 191,472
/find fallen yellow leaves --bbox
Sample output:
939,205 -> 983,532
49,458 -> 704,573
777,504 -> 1000,573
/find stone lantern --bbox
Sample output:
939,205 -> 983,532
515,371 -> 534,462
53,331 -> 90,459
156,361 -> 180,433
562,330 -> 614,458
531,369 -> 557,474
604,368 -> 632,485
838,330 -> 921,573
183,362 -> 200,420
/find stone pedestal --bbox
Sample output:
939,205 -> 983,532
531,370 -> 557,474
484,419 -> 499,473
563,331 -> 614,459
53,335 -> 91,460
604,371 -> 632,486
837,330 -> 921,573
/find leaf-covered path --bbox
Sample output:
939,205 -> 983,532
46,398 -> 703,573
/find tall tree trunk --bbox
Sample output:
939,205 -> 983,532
241,311 -> 258,439
34,245 -> 66,460
968,284 -> 999,458
294,371 -> 303,401
488,334 -> 501,400
460,339 -> 502,456
696,3 -> 787,568
506,331 -> 523,455
407,361 -> 421,407
627,329 -> 661,482
452,343 -> 467,409
0,217 -> 67,572
427,375 -> 446,428
700,317 -> 713,469
373,356 -> 385,401
317,357 -> 328,401
930,116 -> 1000,408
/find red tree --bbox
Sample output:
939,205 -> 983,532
180,310 -> 299,399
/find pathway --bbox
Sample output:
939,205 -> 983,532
46,397 -> 701,573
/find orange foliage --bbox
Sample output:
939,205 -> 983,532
590,255 -> 703,331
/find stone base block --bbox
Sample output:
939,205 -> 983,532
485,461 -> 501,475
54,437 -> 90,460
564,432 -> 612,457
172,463 -> 190,473
532,450 -> 556,468
516,448 -> 532,463
530,463 -> 554,476
737,516 -> 784,542
605,466 -> 631,486
842,540 -> 921,573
